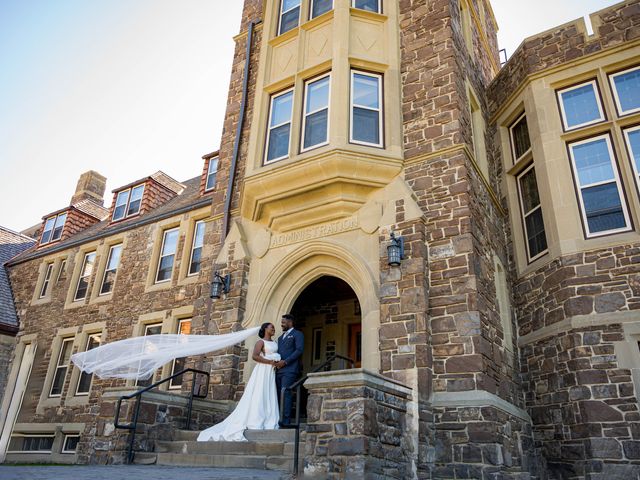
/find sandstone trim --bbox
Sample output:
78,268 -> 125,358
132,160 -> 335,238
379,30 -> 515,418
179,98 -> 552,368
304,368 -> 413,398
431,390 -> 532,423
518,311 -> 640,346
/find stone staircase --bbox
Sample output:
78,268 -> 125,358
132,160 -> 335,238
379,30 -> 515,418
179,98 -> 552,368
134,429 -> 302,474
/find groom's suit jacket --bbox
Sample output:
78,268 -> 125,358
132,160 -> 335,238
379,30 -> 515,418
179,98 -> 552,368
277,329 -> 304,375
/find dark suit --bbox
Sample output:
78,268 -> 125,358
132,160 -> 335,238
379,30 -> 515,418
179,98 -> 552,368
276,328 -> 304,424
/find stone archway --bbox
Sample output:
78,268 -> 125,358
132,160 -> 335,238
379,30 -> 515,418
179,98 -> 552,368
242,241 -> 380,372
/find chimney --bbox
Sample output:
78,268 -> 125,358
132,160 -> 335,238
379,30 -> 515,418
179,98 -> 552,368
70,171 -> 106,206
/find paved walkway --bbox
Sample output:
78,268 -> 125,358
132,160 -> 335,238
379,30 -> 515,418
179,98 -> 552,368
0,465 -> 289,480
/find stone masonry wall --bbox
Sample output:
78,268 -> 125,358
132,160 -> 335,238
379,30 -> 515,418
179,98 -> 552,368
399,0 -> 527,477
304,371 -> 413,479
516,246 -> 640,337
433,405 -> 537,479
8,208 -> 217,463
488,0 -> 640,113
521,324 -> 640,478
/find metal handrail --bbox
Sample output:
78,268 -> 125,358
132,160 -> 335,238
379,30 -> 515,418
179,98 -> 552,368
114,368 -> 210,464
279,354 -> 355,476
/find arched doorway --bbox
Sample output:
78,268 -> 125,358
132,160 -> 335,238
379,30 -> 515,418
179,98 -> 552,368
242,240 -> 380,372
290,276 -> 362,373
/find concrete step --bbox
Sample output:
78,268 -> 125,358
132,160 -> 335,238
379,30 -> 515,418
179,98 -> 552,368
132,452 -> 157,465
155,452 -> 298,471
156,440 -> 295,456
174,429 -> 297,443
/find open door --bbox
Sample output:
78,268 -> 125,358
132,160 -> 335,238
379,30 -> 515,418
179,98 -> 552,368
0,341 -> 37,463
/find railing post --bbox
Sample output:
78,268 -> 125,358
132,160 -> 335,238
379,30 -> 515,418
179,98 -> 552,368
127,396 -> 142,464
186,372 -> 196,430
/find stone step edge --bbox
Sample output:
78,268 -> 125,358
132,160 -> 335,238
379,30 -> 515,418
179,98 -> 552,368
155,452 -> 299,471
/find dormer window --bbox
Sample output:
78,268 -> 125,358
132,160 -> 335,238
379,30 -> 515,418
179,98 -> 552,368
112,184 -> 145,221
41,213 -> 67,245
205,157 -> 219,191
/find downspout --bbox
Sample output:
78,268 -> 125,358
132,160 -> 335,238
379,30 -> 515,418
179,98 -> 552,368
208,19 -> 261,304
222,19 -> 260,240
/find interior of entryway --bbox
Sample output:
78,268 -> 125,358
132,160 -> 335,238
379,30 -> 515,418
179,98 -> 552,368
290,275 -> 362,374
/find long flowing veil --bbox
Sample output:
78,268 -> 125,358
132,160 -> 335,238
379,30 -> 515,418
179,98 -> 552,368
71,326 -> 260,380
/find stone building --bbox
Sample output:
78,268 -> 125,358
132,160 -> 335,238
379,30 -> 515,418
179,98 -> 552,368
0,227 -> 35,402
1,0 -> 640,478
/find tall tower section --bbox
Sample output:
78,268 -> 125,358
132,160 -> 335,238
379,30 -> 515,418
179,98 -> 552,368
211,0 -> 526,478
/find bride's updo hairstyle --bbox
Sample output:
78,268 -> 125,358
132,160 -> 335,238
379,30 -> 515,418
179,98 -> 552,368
258,322 -> 272,339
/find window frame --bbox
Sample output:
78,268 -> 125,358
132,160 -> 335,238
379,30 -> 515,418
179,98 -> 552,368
205,157 -> 219,192
62,434 -> 81,454
301,73 -> 331,153
8,435 -> 56,453
74,334 -> 102,396
623,124 -> 640,197
136,322 -> 163,387
509,112 -> 532,164
187,221 -> 206,277
155,228 -> 180,284
351,0 -> 382,14
56,259 -> 66,283
49,337 -> 74,398
609,65 -> 640,117
556,79 -> 606,132
516,163 -> 549,263
41,212 -> 67,245
99,244 -> 123,296
349,70 -> 384,148
74,252 -> 96,302
278,0 -> 301,36
264,87 -> 295,165
169,318 -> 193,390
39,263 -> 54,299
310,0 -> 333,19
567,133 -> 632,238
112,184 -> 145,222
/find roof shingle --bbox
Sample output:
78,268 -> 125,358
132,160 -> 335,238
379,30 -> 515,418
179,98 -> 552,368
0,227 -> 36,328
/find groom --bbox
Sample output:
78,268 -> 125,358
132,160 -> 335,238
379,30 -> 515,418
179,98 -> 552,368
275,314 -> 304,425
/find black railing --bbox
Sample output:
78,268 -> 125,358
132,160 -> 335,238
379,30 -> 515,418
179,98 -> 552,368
114,368 -> 210,464
279,354 -> 355,476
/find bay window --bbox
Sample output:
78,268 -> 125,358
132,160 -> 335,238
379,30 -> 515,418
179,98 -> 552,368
557,80 -> 605,131
302,74 -> 331,151
279,0 -> 301,35
568,134 -> 631,237
517,164 -> 548,261
350,71 -> 383,147
265,89 -> 294,164
610,65 -> 640,116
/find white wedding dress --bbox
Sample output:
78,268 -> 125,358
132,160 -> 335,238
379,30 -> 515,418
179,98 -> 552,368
197,340 -> 281,442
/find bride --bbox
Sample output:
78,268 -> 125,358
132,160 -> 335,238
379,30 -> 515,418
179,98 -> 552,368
197,322 -> 280,442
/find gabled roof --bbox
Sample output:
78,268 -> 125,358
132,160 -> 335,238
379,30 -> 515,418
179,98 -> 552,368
0,226 -> 36,329
9,176 -> 208,266
113,170 -> 185,195
72,198 -> 109,221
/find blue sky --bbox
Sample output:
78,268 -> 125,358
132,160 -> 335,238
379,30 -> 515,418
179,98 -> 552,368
0,0 -> 620,231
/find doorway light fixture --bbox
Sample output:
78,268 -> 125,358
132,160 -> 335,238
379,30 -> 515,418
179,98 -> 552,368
387,232 -> 405,267
210,271 -> 231,299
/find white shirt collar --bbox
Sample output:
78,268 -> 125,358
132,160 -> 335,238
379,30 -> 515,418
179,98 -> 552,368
282,328 -> 294,338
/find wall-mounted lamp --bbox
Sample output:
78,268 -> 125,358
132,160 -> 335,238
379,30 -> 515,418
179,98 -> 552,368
387,232 -> 405,267
210,271 -> 231,299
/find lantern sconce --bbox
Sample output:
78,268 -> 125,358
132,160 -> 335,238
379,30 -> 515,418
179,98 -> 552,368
210,271 -> 231,299
387,232 -> 405,267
